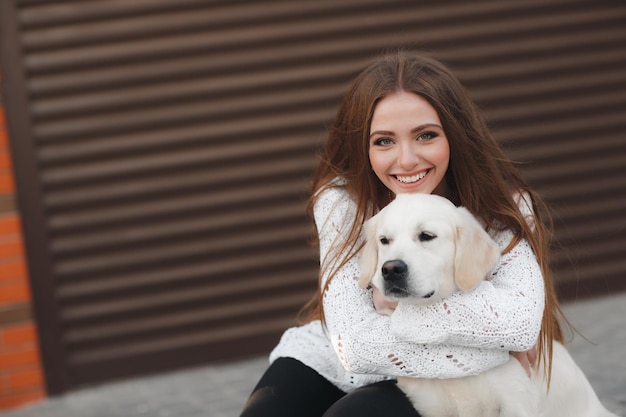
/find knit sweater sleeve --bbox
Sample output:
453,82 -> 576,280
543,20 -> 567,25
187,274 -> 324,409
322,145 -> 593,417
316,187 -> 513,379
389,229 -> 545,350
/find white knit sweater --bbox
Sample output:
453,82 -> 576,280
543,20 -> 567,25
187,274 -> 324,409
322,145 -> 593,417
270,184 -> 545,393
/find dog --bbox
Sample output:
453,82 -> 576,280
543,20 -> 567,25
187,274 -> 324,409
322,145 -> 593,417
358,193 -> 618,417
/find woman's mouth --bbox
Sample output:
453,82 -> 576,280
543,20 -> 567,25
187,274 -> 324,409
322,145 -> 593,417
394,170 -> 429,184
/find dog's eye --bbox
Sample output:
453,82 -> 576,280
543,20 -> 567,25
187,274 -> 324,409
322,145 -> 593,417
418,232 -> 436,242
379,237 -> 390,245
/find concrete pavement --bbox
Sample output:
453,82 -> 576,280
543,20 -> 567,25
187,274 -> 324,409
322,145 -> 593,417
2,293 -> 625,417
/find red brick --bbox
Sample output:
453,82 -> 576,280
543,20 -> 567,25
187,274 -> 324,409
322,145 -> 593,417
0,348 -> 39,368
0,215 -> 20,235
0,281 -> 31,304
0,261 -> 27,281
0,172 -> 14,193
2,323 -> 37,346
0,150 -> 10,170
6,368 -> 44,391
0,239 -> 24,259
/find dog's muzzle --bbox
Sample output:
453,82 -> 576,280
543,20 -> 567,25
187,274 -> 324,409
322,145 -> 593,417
381,260 -> 410,296
381,260 -> 434,299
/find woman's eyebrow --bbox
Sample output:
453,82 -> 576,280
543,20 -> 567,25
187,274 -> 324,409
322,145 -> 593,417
369,130 -> 394,138
411,123 -> 442,134
370,123 -> 442,138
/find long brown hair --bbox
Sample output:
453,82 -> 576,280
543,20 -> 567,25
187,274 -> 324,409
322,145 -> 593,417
299,51 -> 566,381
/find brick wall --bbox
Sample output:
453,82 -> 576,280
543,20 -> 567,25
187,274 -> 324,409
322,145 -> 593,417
0,105 -> 47,409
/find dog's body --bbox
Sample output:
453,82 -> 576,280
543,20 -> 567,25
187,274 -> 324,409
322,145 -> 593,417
359,193 -> 617,417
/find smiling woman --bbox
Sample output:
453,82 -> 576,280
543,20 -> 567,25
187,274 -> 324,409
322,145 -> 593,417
240,51 -> 570,417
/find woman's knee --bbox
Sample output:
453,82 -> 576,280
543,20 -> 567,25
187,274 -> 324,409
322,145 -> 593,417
240,357 -> 344,417
323,380 -> 420,417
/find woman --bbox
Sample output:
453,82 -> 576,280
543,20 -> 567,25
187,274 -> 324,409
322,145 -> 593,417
240,51 -> 567,417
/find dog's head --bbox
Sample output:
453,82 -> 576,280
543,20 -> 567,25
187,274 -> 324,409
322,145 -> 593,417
358,193 -> 500,305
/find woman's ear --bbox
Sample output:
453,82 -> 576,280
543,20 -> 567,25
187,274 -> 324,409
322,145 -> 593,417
358,216 -> 379,288
453,207 -> 500,291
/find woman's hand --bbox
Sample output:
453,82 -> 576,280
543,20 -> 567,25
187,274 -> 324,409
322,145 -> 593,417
372,286 -> 399,315
511,346 -> 538,378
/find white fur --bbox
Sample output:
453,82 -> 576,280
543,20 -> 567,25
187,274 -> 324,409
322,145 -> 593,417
359,193 -> 618,417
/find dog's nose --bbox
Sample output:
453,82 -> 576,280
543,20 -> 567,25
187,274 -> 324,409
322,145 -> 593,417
381,260 -> 408,282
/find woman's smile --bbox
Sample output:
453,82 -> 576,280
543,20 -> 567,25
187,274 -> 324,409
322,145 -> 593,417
394,169 -> 430,184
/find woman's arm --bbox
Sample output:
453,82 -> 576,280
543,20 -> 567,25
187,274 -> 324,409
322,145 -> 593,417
316,187 -> 511,378
388,229 -> 545,351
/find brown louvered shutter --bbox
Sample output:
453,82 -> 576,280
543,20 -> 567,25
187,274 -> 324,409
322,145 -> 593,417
2,0 -> 625,394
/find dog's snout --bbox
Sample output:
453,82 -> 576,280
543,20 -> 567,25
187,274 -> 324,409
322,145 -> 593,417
381,260 -> 408,281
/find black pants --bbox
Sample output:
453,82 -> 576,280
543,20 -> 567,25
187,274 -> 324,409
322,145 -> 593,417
240,357 -> 421,417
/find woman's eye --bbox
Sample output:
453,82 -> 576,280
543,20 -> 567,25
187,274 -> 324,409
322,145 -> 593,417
373,137 -> 394,146
379,237 -> 390,245
418,232 -> 436,242
417,132 -> 437,141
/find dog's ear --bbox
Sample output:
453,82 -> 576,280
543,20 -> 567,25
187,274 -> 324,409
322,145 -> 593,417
358,216 -> 379,288
453,207 -> 500,291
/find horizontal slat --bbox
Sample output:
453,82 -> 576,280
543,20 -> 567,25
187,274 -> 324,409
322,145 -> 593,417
39,121 -> 320,175
48,175 -> 310,231
521,152 -> 623,186
19,0 -> 217,28
536,174 -> 625,204
494,107 -> 624,145
476,66 -> 625,108
43,154 -> 314,210
63,271 -> 315,336
34,94 -> 336,144
64,294 -> 311,347
554,257 -> 624,284
504,133 -> 625,165
31,61 -> 351,122
485,90 -> 626,131
551,193 -> 626,222
51,198 -> 307,254
61,273 -> 312,323
20,0 -> 414,33
57,244 -> 316,298
39,117 -> 326,187
20,0 -> 582,33
21,0 -> 395,49
61,266 -> 314,310
459,48 -> 626,87
20,7 -> 436,72
552,240 -> 625,273
67,313 -> 303,366
54,221 -> 312,277
553,216 -> 626,246
28,41 -> 368,98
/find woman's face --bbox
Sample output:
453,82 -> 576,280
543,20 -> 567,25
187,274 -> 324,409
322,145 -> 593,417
369,91 -> 451,198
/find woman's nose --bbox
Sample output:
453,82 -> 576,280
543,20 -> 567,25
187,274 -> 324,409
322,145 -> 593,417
397,144 -> 419,169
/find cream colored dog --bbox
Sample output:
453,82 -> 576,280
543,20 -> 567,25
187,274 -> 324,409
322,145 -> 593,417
359,193 -> 618,417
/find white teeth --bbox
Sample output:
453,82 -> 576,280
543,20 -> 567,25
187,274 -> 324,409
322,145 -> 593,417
395,171 -> 428,183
